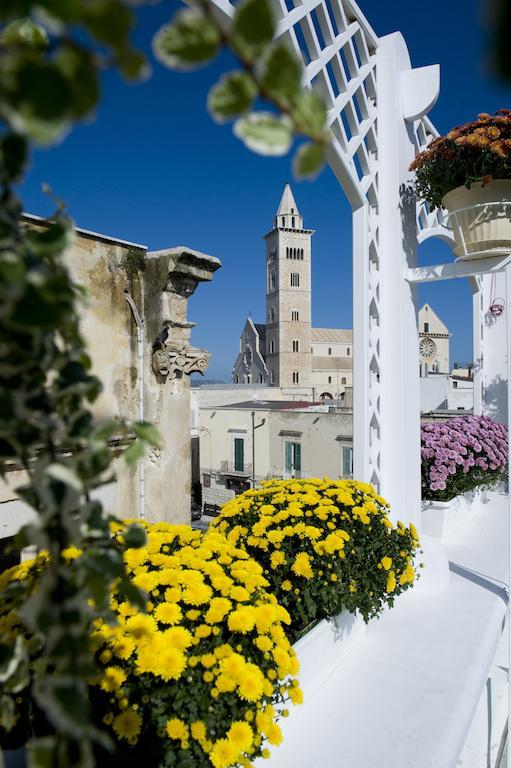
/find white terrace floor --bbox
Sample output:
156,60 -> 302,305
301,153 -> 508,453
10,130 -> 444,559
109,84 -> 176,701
262,491 -> 509,768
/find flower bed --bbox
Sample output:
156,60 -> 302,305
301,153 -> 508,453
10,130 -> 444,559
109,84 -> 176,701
212,479 -> 419,644
0,525 -> 301,768
421,416 -> 507,502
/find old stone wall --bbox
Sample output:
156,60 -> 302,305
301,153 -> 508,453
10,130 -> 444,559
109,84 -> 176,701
1,221 -> 220,539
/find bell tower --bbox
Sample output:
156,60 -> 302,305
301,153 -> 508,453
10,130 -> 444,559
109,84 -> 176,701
264,184 -> 313,388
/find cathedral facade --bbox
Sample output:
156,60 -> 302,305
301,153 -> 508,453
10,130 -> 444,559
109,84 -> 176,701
232,185 -> 352,400
418,303 -> 450,376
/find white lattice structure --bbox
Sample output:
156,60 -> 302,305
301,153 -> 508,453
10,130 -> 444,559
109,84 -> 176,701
209,0 -> 441,523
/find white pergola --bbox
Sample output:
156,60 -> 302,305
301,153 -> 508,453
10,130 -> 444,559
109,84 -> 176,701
208,0 -> 511,765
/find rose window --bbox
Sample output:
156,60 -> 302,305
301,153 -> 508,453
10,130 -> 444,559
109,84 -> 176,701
419,337 -> 437,361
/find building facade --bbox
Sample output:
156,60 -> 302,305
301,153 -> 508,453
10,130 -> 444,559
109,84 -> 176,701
199,400 -> 353,511
418,303 -> 450,376
232,185 -> 352,400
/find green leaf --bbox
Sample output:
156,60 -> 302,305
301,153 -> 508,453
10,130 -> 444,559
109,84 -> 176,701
33,676 -> 91,739
28,738 -> 59,768
232,0 -> 275,59
208,71 -> 258,122
123,438 -> 145,466
25,219 -> 73,258
3,60 -> 74,143
234,112 -> 293,156
117,577 -> 147,611
293,141 -> 326,178
124,523 -> 147,549
45,463 -> 83,493
132,420 -> 162,448
0,637 -> 26,683
92,419 -> 121,442
1,18 -> 48,49
0,133 -> 27,181
54,45 -> 100,119
290,90 -> 328,136
261,44 -> 302,101
153,9 -> 220,71
0,695 -> 16,733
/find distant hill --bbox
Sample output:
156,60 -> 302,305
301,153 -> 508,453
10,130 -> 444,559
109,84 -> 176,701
191,378 -> 226,388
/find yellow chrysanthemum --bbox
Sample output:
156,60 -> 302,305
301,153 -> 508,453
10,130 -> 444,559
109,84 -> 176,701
237,664 -> 264,702
270,550 -> 286,569
166,717 -> 189,741
112,710 -> 142,741
291,552 -> 314,579
216,673 -> 237,693
100,666 -> 127,692
111,634 -> 136,661
154,602 -> 182,626
124,613 -> 157,640
386,570 -> 396,593
266,723 -> 283,746
210,738 -> 238,768
228,607 -> 255,634
153,646 -> 187,681
228,721 -> 253,752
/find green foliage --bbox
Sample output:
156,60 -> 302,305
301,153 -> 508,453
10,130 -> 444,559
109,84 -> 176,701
208,71 -> 257,122
153,9 -> 220,70
120,247 -> 146,280
153,0 -> 330,176
0,3 -> 152,766
234,112 -> 292,156
0,3 -> 145,145
231,0 -> 276,59
293,142 -> 326,179
260,44 -> 302,101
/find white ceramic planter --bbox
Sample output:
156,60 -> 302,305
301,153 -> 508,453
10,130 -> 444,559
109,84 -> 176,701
421,488 -> 488,540
442,180 -> 511,260
292,610 -> 366,701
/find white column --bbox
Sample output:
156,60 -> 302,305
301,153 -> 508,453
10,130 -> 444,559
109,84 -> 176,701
471,277 -> 483,416
374,33 -> 438,524
352,202 -> 372,485
480,271 -> 508,424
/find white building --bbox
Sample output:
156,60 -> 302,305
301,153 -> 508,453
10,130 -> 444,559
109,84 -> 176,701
420,372 -> 474,413
199,397 -> 353,511
232,185 -> 353,400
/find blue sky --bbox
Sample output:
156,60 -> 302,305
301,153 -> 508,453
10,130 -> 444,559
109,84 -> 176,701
19,0 -> 510,380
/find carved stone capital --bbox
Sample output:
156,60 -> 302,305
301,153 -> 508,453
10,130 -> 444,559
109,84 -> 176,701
152,344 -> 210,383
165,272 -> 199,298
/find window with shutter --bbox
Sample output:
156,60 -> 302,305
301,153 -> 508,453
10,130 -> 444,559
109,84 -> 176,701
342,447 -> 353,478
234,438 -> 244,472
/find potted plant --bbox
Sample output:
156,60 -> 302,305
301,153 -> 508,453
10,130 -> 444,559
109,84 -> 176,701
0,524 -> 302,767
421,415 -> 508,539
410,110 -> 511,259
212,478 -> 419,700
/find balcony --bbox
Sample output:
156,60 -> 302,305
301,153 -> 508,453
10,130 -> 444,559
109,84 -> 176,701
217,460 -> 253,477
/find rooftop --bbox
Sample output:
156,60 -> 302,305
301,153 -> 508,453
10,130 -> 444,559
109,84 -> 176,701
312,328 -> 353,342
216,400 -> 317,411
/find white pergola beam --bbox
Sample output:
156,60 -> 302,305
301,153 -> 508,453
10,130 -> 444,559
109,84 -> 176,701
406,254 -> 511,284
